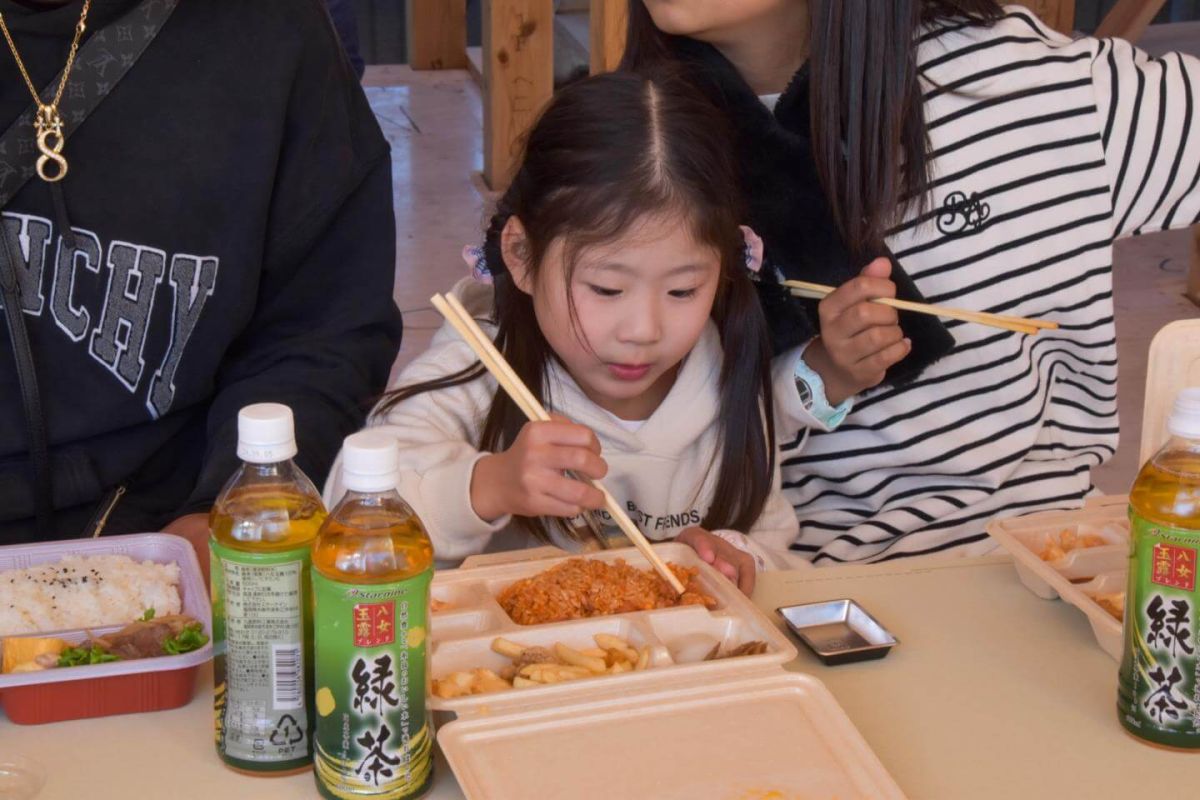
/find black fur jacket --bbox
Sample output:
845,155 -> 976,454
672,40 -> 955,385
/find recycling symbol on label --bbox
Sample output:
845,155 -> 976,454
269,714 -> 304,746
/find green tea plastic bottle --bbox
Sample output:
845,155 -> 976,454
1118,388 -> 1200,748
210,403 -> 327,774
312,432 -> 435,799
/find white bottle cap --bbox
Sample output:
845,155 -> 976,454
342,432 -> 400,494
236,403 -> 298,464
1167,387 -> 1200,439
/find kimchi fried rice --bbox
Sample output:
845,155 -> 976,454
497,558 -> 717,625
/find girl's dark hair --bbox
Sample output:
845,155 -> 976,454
381,72 -> 776,543
622,0 -> 1004,261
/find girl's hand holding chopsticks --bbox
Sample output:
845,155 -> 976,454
801,258 -> 911,405
470,417 -> 609,523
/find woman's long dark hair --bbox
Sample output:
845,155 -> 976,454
380,72 -> 776,542
622,1 -> 1003,261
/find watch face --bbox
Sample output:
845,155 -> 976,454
795,377 -> 813,408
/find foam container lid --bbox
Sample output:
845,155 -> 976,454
440,670 -> 905,800
430,542 -> 906,799
0,532 -> 213,690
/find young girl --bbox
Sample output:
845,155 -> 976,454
624,1 -> 1200,565
325,72 -> 805,593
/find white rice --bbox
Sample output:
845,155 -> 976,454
0,555 -> 182,636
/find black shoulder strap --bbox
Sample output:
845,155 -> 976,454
0,223 -> 53,535
0,0 -> 180,538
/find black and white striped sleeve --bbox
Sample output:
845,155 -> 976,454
1092,36 -> 1200,238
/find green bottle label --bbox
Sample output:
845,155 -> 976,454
211,540 -> 314,769
313,568 -> 434,800
1118,511 -> 1200,748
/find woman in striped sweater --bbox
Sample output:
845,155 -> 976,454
624,2 -> 1200,565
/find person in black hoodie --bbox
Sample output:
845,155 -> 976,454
0,0 -> 402,557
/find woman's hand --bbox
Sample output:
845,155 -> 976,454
470,418 -> 608,522
802,257 -> 911,405
676,527 -> 756,596
163,512 -> 211,587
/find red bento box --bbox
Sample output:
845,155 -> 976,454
0,533 -> 212,725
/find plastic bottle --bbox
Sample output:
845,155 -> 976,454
211,403 -> 326,773
312,432 -> 435,799
1118,388 -> 1200,748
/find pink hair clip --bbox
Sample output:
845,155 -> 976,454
741,225 -> 764,274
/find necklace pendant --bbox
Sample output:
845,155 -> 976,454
34,106 -> 68,183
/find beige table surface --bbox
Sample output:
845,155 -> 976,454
4,555 -> 1200,799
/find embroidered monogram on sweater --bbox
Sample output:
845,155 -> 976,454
936,190 -> 991,236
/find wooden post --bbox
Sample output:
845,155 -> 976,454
590,0 -> 627,75
1187,225 -> 1200,307
1019,0 -> 1077,35
1095,0 -> 1169,41
483,0 -> 554,190
407,0 -> 468,70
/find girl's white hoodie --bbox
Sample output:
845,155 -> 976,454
324,280 -> 806,570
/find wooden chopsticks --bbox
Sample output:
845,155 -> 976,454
783,279 -> 1057,336
430,292 -> 688,595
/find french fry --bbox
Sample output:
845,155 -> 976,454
474,669 -> 512,693
594,633 -> 630,652
492,637 -> 527,659
594,634 -> 639,663
434,671 -> 474,699
555,642 -> 607,674
518,662 -> 562,678
521,664 -> 591,684
439,633 -> 657,699
635,646 -> 650,671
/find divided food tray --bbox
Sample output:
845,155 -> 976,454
430,543 -> 907,800
429,542 -> 796,714
0,533 -> 213,724
987,497 -> 1128,660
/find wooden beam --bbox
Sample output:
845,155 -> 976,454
1018,1 -> 1077,35
1188,225 -> 1200,307
590,0 -> 627,75
1095,0 -> 1169,41
483,0 -> 554,190
408,0 -> 468,70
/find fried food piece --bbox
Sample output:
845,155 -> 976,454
1038,528 -> 1110,562
497,558 -> 717,625
1094,593 -> 1125,621
431,668 -> 512,699
433,633 -> 654,700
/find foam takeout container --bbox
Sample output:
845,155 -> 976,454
0,532 -> 212,724
986,323 -> 1200,661
429,542 -> 907,799
987,496 -> 1128,660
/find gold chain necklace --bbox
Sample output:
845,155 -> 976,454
0,0 -> 93,183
